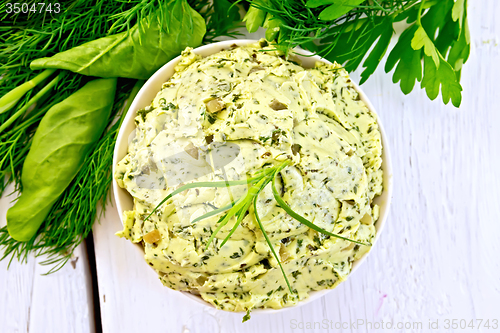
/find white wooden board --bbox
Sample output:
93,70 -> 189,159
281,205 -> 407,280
0,185 -> 95,333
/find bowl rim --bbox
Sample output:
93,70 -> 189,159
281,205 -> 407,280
112,39 -> 393,315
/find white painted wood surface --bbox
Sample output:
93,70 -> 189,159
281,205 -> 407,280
1,1 -> 499,332
0,186 -> 95,333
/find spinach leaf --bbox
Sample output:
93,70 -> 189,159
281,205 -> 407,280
30,0 -> 205,80
6,79 -> 116,242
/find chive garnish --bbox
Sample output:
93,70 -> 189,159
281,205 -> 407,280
144,159 -> 370,293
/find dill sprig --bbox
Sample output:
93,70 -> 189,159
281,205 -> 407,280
0,0 -> 243,272
0,0 -> 158,195
143,159 -> 370,293
188,0 -> 244,44
0,79 -> 142,273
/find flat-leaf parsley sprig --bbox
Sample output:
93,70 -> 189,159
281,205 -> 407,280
242,0 -> 469,107
144,159 -> 370,293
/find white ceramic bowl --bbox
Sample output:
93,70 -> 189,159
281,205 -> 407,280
112,39 -> 393,314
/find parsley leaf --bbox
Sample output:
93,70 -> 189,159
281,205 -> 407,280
385,0 -> 469,105
306,0 -> 366,21
385,25 -> 422,95
321,17 -> 390,74
421,55 -> 462,107
242,0 -> 470,106
447,19 -> 470,80
452,0 -> 466,30
359,16 -> 393,84
244,1 -> 267,33
411,26 -> 440,67
263,14 -> 285,42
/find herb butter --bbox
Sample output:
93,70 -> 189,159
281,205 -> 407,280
115,41 -> 383,313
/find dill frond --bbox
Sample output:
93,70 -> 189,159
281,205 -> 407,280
0,0 -> 166,195
0,79 -> 141,273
